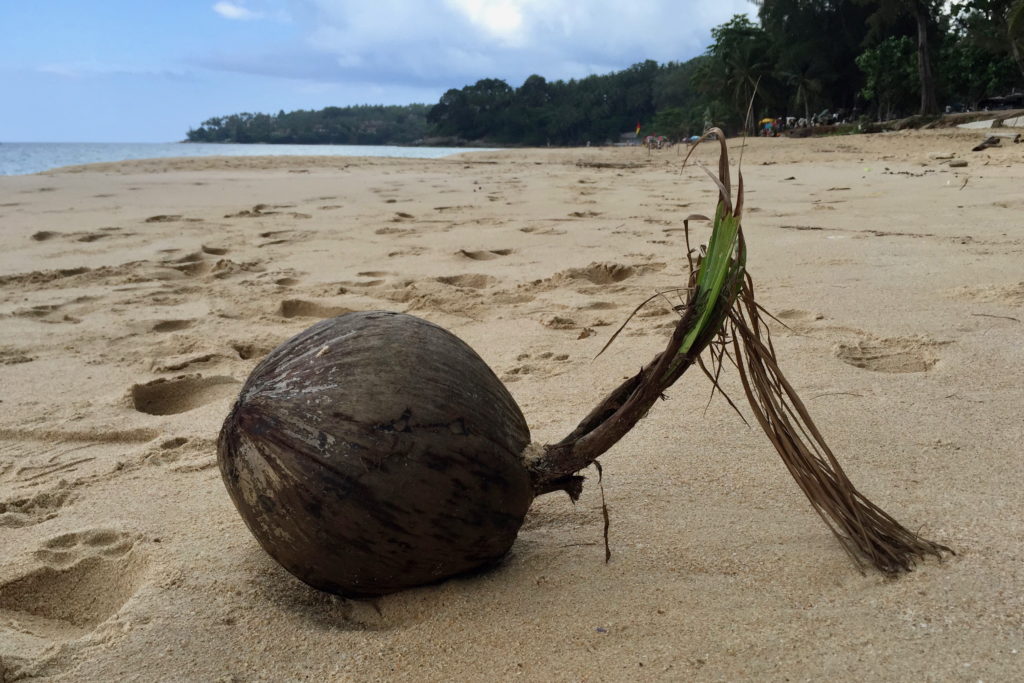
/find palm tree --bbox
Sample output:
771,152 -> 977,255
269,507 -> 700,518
1009,0 -> 1024,79
724,42 -> 772,132
781,60 -> 824,124
862,0 -> 941,115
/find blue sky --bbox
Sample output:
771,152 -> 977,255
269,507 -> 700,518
1,1 -> 757,142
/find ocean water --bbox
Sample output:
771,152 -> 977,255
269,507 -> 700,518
0,142 -> 496,176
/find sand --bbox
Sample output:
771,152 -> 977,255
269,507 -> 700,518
0,129 -> 1021,681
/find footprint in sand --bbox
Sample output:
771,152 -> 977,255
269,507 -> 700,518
144,436 -> 216,473
502,352 -> 571,383
560,261 -> 666,285
773,309 -> 828,332
520,226 -> 566,236
435,274 -> 495,289
636,306 -> 674,319
130,374 -> 239,415
950,281 -> 1024,306
767,311 -> 943,373
0,347 -> 35,365
387,247 -> 427,257
152,352 -> 224,373
0,267 -> 90,288
142,253 -> 259,282
11,303 -> 81,325
149,319 -> 193,333
161,252 -> 213,277
0,484 -> 75,529
253,270 -> 304,288
542,315 -> 577,330
338,274 -> 388,288
775,309 -> 825,322
456,249 -> 513,261
75,232 -> 111,243
834,337 -> 943,373
375,226 -> 414,236
579,301 -> 618,311
259,230 -> 312,248
230,338 -> 280,361
0,529 -> 146,670
502,364 -> 537,382
0,429 -> 158,492
278,299 -> 354,319
224,204 -> 274,218
571,263 -> 635,284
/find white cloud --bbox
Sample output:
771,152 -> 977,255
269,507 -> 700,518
445,0 -> 526,45
37,61 -> 190,80
213,2 -> 262,20
199,0 -> 757,89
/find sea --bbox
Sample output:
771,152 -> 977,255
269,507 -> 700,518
0,142 -> 497,176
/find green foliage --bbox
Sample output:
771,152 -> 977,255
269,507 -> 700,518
427,61 -> 665,145
856,36 -> 919,119
941,36 -> 1019,105
761,0 -> 874,110
698,15 -> 776,132
651,108 -> 687,141
949,0 -> 1024,84
185,104 -> 430,145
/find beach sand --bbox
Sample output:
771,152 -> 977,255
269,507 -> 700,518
0,129 -> 1021,681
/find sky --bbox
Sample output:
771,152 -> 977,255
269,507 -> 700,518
0,1 -> 757,142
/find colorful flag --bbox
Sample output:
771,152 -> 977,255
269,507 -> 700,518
635,121 -> 641,135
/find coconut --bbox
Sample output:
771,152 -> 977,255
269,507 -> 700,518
218,311 -> 534,596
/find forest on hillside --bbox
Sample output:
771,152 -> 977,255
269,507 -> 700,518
187,1 -> 1024,146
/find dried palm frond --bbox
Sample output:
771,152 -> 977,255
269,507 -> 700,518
728,275 -> 950,572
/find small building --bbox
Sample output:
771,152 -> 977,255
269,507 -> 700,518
617,131 -> 641,146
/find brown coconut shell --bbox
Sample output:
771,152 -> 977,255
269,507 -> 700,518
218,311 -> 533,596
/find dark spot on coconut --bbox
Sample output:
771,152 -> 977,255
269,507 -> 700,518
258,494 -> 276,513
375,408 -> 413,434
425,458 -> 454,474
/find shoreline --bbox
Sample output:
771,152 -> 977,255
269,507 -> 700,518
6,121 -> 1022,177
0,142 -> 503,177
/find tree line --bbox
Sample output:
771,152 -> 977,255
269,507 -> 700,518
430,0 -> 1024,143
187,0 -> 1023,145
185,104 -> 430,144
